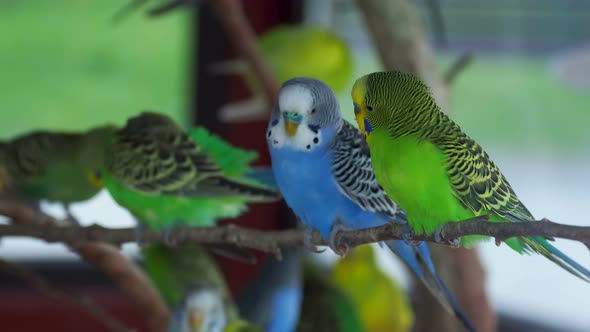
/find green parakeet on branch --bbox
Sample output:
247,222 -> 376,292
143,244 -> 257,332
102,111 -> 280,233
352,71 -> 590,281
332,245 -> 414,332
0,125 -> 117,216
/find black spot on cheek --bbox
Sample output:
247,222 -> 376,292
306,144 -> 311,150
308,124 -> 320,134
267,130 -> 272,138
313,137 -> 319,144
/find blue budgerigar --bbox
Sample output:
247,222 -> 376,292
266,77 -> 477,332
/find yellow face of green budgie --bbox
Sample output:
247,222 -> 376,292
351,74 -> 371,139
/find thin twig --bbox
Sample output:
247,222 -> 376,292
1,216 -> 589,253
443,52 -> 474,84
211,0 -> 280,106
0,257 -> 133,332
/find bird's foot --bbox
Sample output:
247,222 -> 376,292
328,221 -> 352,257
303,227 -> 326,253
401,223 -> 421,247
162,228 -> 177,246
434,225 -> 460,247
134,223 -> 146,246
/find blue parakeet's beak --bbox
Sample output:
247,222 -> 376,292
282,111 -> 302,137
189,309 -> 204,331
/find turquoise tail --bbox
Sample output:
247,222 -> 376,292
523,237 -> 590,282
244,167 -> 278,190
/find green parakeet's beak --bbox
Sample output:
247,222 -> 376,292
282,111 -> 302,137
87,170 -> 104,188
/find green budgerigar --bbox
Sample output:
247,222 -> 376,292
102,111 -> 280,233
352,71 -> 590,281
143,244 -> 258,332
0,125 -> 117,214
332,245 -> 413,332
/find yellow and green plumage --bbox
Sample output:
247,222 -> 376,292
213,24 -> 353,95
102,111 -> 279,231
0,125 -> 116,205
352,71 -> 590,281
332,245 -> 413,332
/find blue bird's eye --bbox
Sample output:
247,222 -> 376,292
364,119 -> 373,134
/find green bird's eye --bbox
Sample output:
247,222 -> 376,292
366,105 -> 374,112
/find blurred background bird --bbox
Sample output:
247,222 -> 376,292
0,125 -> 117,221
237,247 -> 303,332
143,244 -> 261,332
332,245 -> 414,332
296,257 -> 366,332
212,24 -> 354,123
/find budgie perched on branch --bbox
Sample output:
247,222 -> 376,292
143,244 -> 261,332
352,71 -> 590,281
102,111 -> 280,235
0,125 -> 116,218
266,78 -> 476,331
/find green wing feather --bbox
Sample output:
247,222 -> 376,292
187,127 -> 258,178
106,112 -> 278,199
434,121 -> 535,223
435,115 -> 590,281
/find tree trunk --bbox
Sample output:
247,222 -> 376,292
355,1 -> 497,331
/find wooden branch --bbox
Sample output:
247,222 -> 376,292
0,191 -> 169,332
2,216 -> 589,252
0,257 -> 132,332
211,0 -> 280,105
356,1 -> 491,331
72,243 -> 170,332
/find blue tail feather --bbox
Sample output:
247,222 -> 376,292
244,167 -> 278,190
538,239 -> 590,282
385,240 -> 478,332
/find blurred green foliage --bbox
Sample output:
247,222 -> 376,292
0,0 -> 189,138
